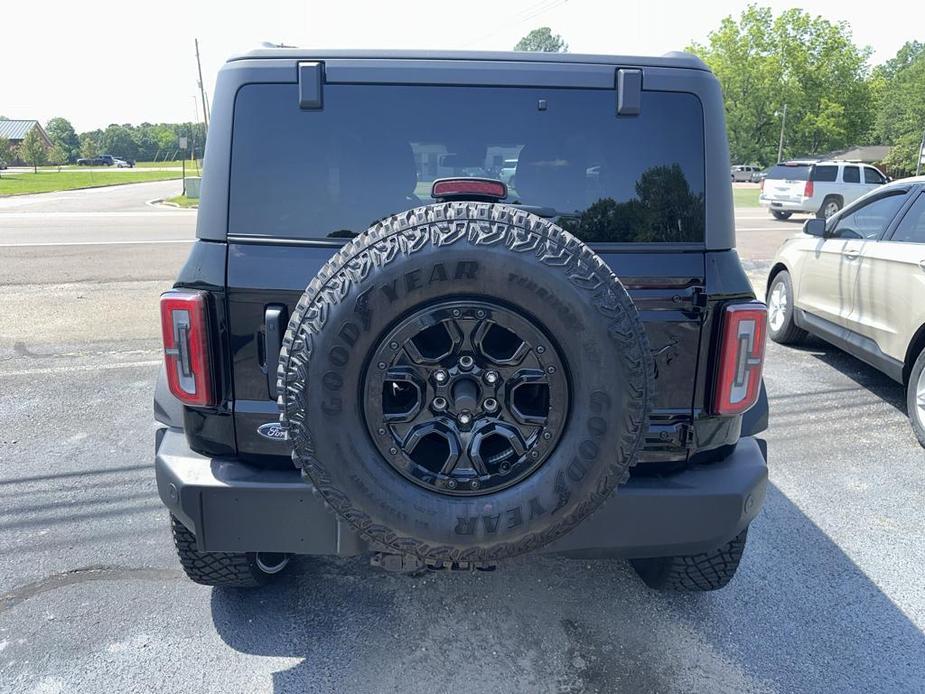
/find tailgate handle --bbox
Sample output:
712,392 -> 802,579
264,305 -> 287,399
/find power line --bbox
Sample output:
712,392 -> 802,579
463,0 -> 569,49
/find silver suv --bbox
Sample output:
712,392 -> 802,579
767,176 -> 925,447
731,164 -> 761,182
760,160 -> 888,220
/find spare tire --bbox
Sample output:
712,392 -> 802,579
278,203 -> 652,564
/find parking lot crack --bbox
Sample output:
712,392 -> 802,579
0,565 -> 184,613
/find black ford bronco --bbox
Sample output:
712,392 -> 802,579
155,49 -> 769,591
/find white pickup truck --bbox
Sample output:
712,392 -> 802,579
759,160 -> 888,220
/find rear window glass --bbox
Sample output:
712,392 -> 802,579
229,84 -> 705,244
811,165 -> 837,182
766,164 -> 811,181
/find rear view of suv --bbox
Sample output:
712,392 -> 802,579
154,49 -> 769,592
760,160 -> 888,220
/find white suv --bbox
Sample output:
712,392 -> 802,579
759,160 -> 888,220
731,164 -> 761,182
767,177 -> 925,447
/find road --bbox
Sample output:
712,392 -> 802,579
1,184 -> 923,693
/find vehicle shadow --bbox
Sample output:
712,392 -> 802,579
784,338 -> 907,414
210,483 -> 925,693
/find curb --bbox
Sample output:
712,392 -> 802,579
147,198 -> 199,210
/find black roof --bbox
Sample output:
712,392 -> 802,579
229,48 -> 708,71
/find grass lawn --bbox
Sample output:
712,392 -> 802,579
0,170 -> 182,196
164,195 -> 199,208
135,160 -> 186,168
733,186 -> 761,207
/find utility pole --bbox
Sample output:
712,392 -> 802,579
195,38 -> 210,133
777,103 -> 787,164
916,125 -> 925,177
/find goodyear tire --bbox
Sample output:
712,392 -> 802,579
278,203 -> 652,564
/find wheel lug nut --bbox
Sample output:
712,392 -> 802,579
389,447 -> 398,455
447,479 -> 457,489
389,341 -> 399,350
434,369 -> 448,383
432,397 -> 447,411
500,463 -> 510,473
377,427 -> 386,436
458,411 -> 472,426
483,398 -> 498,413
531,451 -> 539,459
537,345 -> 546,354
543,431 -> 551,440
546,365 -> 556,374
469,479 -> 480,490
484,370 -> 499,385
476,310 -> 486,318
459,355 -> 474,371
378,361 -> 387,370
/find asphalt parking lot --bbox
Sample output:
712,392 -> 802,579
0,183 -> 923,693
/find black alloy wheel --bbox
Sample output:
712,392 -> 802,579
364,300 -> 569,496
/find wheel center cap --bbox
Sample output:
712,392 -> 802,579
451,377 -> 480,413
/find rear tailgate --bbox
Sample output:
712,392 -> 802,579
222,68 -> 712,469
762,163 -> 812,202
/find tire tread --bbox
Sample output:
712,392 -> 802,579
170,516 -> 265,588
277,203 -> 653,564
632,529 -> 748,592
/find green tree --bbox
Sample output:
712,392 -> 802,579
79,132 -> 100,159
48,144 -> 69,166
19,127 -> 48,172
689,5 -> 873,164
99,124 -> 138,159
45,117 -> 80,163
514,26 -> 567,53
871,41 -> 925,175
0,136 -> 13,177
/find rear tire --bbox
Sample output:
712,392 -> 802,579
907,348 -> 925,449
771,210 -> 792,220
631,528 -> 749,591
766,270 -> 806,345
170,515 -> 289,588
816,196 -> 842,219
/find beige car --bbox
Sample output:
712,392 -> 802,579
766,177 -> 925,447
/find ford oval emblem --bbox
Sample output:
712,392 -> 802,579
257,422 -> 287,441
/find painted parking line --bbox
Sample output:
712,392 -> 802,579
0,212 -> 195,219
0,360 -> 162,377
0,239 -> 194,248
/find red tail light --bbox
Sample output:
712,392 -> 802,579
803,180 -> 813,198
713,302 -> 767,415
431,178 -> 507,201
160,290 -> 215,407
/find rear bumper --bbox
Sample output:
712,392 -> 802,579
155,428 -> 768,559
759,196 -> 815,213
